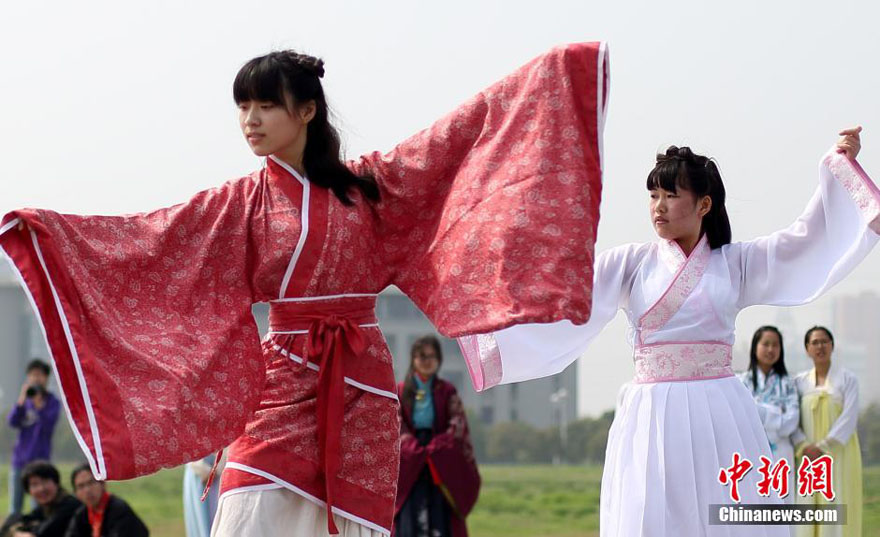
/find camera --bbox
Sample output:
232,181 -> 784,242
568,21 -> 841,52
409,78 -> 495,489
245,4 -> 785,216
25,385 -> 45,399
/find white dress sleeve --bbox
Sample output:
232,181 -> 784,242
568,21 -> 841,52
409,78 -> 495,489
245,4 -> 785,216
477,242 -> 648,387
756,403 -> 783,443
825,371 -> 860,447
791,374 -> 809,447
746,374 -> 800,444
734,150 -> 880,309
779,375 -> 801,439
763,375 -> 801,445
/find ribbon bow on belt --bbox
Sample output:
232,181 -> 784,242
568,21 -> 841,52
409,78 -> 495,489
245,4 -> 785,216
304,314 -> 367,535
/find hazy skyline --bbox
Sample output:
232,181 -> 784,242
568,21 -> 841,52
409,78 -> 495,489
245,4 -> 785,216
2,0 -> 879,416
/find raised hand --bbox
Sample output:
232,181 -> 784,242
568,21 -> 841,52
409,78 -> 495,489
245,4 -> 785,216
836,126 -> 862,160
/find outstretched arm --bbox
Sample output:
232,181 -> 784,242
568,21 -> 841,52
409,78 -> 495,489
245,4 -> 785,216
736,127 -> 879,309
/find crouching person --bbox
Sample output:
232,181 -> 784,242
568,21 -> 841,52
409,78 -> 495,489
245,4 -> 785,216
1,461 -> 82,537
64,464 -> 149,537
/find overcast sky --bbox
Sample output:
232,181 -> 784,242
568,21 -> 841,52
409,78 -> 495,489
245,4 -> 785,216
2,0 -> 878,416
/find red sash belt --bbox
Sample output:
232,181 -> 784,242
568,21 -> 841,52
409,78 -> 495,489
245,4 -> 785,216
269,296 -> 377,534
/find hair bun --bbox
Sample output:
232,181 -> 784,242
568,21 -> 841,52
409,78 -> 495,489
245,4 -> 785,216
288,51 -> 325,78
657,145 -> 709,166
300,55 -> 325,78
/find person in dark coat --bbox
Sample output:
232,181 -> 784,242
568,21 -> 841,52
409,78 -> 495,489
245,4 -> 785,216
63,464 -> 148,537
394,335 -> 480,537
1,461 -> 81,537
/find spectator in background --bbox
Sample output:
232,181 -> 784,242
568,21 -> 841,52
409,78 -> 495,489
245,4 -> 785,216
394,335 -> 480,537
7,360 -> 61,517
0,460 -> 81,537
64,464 -> 148,537
793,326 -> 862,537
737,326 -> 799,504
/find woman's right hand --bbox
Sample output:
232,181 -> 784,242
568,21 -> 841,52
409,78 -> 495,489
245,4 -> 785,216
837,126 -> 862,160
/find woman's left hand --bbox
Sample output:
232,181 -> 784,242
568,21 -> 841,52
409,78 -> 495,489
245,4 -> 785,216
837,126 -> 862,160
802,443 -> 825,461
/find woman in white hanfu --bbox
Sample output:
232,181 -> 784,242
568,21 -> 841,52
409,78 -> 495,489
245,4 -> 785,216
792,326 -> 862,537
457,127 -> 879,536
738,326 -> 800,505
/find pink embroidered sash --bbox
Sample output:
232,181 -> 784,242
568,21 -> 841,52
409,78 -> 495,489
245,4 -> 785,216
633,343 -> 733,383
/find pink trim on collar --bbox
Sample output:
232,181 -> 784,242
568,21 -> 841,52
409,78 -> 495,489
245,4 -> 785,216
639,235 -> 711,345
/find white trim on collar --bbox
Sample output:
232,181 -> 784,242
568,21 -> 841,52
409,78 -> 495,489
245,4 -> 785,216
268,155 -> 311,300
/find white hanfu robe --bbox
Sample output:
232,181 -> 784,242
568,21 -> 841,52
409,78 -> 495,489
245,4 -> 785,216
791,365 -> 862,537
458,150 -> 880,536
738,368 -> 800,504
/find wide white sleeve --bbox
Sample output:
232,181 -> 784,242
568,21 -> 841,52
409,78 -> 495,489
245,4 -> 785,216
469,242 -> 646,388
755,403 -> 784,443
735,151 -> 880,309
824,372 -> 860,447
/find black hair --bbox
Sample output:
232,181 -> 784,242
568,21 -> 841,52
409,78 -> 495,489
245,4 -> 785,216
26,359 -> 51,376
401,335 -> 444,414
804,326 -> 835,349
747,326 -> 788,391
21,460 -> 60,493
646,146 -> 732,249
233,50 -> 379,206
70,463 -> 95,489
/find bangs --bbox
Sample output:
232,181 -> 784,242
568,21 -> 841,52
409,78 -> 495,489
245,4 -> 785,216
233,56 -> 288,105
646,159 -> 691,193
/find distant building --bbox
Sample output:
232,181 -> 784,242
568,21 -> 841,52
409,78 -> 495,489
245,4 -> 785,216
832,292 -> 880,406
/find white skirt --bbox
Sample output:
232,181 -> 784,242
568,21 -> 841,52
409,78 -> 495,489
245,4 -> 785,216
211,487 -> 384,537
600,376 -> 790,537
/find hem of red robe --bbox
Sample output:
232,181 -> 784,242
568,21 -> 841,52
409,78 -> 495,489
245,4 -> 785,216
0,212 -> 135,480
220,435 -> 394,535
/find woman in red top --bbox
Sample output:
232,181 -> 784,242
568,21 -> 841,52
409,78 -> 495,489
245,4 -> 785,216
1,44 -> 608,536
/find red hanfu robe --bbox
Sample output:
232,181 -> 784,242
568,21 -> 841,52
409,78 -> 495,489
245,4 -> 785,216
0,41 -> 608,534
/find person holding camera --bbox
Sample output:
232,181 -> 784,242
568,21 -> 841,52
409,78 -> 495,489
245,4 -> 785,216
6,360 -> 61,517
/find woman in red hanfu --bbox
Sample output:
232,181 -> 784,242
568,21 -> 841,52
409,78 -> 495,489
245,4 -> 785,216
394,336 -> 480,537
0,44 -> 609,536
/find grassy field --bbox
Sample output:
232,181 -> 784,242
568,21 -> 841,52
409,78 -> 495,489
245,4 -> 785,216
2,464 -> 878,536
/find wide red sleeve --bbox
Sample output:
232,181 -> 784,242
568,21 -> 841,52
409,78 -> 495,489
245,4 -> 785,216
0,177 -> 266,480
351,42 -> 609,390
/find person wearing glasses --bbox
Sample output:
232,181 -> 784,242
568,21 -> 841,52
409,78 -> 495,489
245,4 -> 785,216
394,336 -> 480,537
792,326 -> 862,537
64,464 -> 148,537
